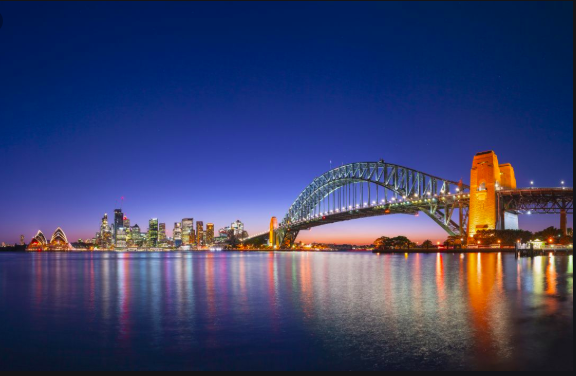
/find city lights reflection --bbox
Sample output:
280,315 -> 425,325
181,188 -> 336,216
0,252 -> 572,371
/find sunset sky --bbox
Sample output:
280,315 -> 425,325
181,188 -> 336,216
0,2 -> 573,245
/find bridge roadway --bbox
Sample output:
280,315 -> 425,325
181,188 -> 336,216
499,187 -> 573,214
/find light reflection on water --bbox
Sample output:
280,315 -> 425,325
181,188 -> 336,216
0,252 -> 572,371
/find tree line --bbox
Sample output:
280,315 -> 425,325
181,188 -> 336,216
373,226 -> 573,251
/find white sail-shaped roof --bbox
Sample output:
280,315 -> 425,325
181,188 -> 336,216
50,227 -> 69,244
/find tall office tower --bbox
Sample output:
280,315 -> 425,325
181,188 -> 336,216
114,209 -> 124,243
131,224 -> 141,246
206,223 -> 215,245
20,235 -> 25,246
231,220 -> 245,237
182,218 -> 194,245
196,221 -> 204,246
173,222 -> 183,247
148,218 -> 159,247
126,227 -> 133,247
159,223 -> 167,245
116,228 -> 127,249
123,216 -> 131,245
99,213 -> 113,249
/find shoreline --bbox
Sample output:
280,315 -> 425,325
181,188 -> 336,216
3,248 -> 572,255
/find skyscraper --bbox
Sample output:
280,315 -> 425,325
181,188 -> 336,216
231,220 -> 245,236
20,235 -> 25,246
99,213 -> 113,249
148,218 -> 159,247
114,209 -> 123,244
116,227 -> 127,249
173,222 -> 183,247
182,218 -> 194,245
123,216 -> 132,246
159,223 -> 167,244
206,223 -> 215,245
131,224 -> 141,247
196,221 -> 204,247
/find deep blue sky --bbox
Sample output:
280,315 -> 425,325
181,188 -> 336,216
0,2 -> 573,244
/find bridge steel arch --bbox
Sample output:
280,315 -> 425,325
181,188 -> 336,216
273,162 -> 471,248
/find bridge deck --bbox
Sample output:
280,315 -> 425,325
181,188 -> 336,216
499,187 -> 573,214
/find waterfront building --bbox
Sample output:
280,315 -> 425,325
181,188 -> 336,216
148,218 -> 159,247
231,220 -> 245,237
27,230 -> 48,251
125,227 -> 132,246
214,235 -> 228,244
123,216 -> 131,244
196,221 -> 204,246
130,224 -> 141,247
48,228 -> 73,251
159,223 -> 167,244
173,222 -> 183,247
206,223 -> 215,245
27,228 -> 73,251
182,218 -> 194,245
114,209 -> 123,243
116,227 -> 127,249
190,229 -> 196,246
98,213 -> 113,249
20,235 -> 25,246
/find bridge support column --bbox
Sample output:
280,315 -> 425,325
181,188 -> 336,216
459,202 -> 464,236
561,209 -> 568,237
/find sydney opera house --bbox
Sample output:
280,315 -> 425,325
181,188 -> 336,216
27,228 -> 74,251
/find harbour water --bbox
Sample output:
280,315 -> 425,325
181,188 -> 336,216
0,251 -> 572,371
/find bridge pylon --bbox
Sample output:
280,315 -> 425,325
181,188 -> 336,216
270,217 -> 278,248
469,151 -> 518,241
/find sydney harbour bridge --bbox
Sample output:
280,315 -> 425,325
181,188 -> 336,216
244,151 -> 573,248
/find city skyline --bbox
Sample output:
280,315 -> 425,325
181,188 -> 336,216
0,2 -> 573,245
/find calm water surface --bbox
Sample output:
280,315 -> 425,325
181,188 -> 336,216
0,251 -> 572,371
